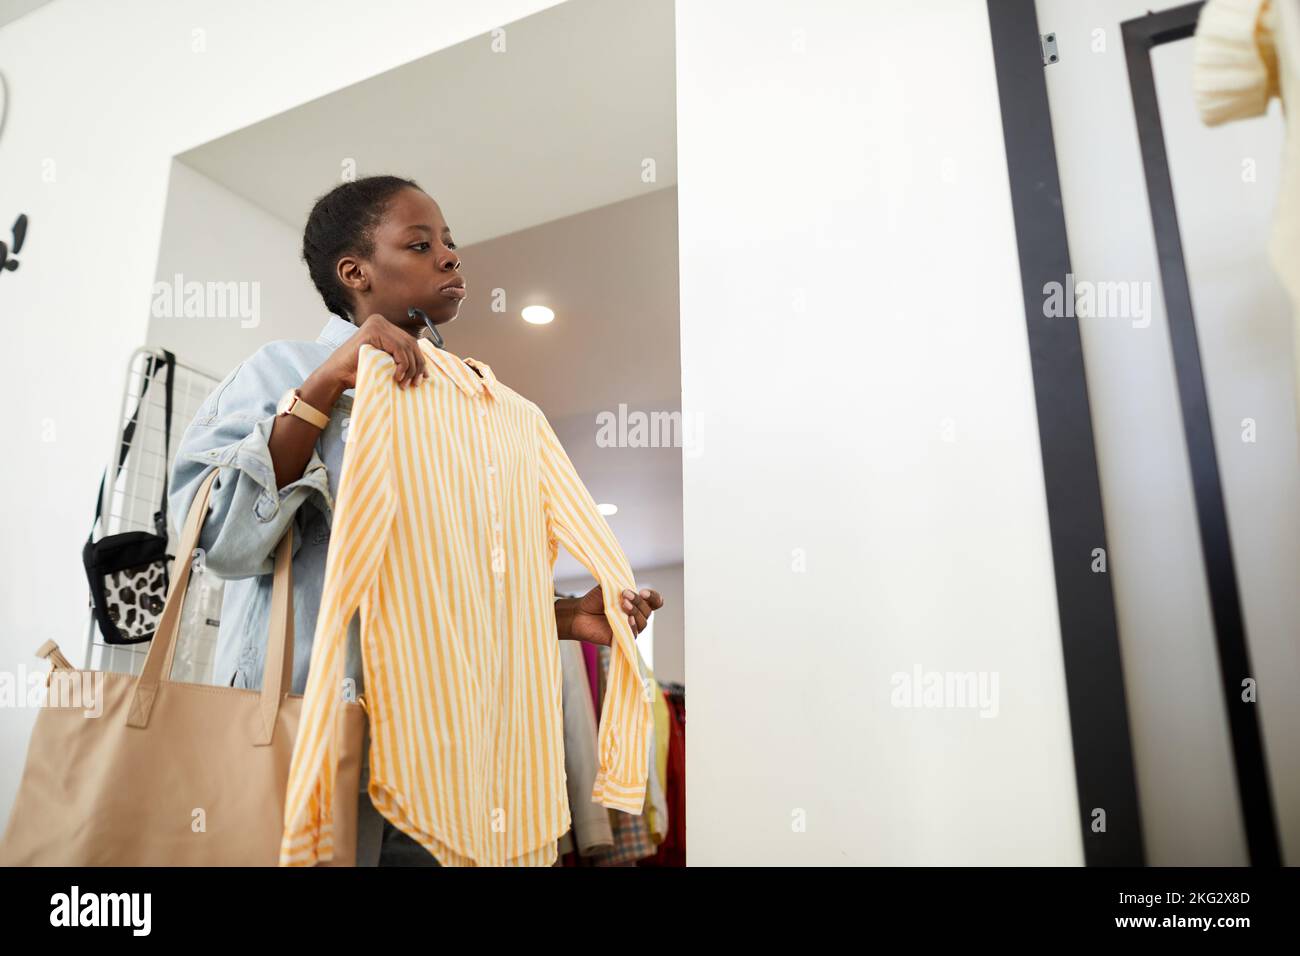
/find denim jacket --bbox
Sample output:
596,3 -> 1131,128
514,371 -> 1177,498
167,314 -> 364,695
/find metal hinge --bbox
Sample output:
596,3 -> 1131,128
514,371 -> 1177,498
1041,32 -> 1059,66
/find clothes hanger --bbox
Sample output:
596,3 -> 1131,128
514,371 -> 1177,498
409,306 -> 445,349
409,306 -> 483,379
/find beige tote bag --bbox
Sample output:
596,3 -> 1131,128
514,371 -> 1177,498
0,467 -> 368,866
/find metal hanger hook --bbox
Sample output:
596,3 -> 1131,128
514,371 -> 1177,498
408,307 -> 444,349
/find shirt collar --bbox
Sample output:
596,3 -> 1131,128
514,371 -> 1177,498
418,337 -> 499,399
316,315 -> 498,398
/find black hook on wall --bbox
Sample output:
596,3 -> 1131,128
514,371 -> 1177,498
0,213 -> 28,274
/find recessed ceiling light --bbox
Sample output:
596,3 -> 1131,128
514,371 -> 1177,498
597,502 -> 618,516
522,305 -> 555,325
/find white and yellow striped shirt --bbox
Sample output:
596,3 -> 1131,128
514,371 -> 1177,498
279,338 -> 654,867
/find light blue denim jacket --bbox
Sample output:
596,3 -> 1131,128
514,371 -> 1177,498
167,314 -> 364,695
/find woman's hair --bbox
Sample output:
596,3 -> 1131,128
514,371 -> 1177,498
301,175 -> 422,321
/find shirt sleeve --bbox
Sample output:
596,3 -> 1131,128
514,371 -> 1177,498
1194,0 -> 1280,126
534,407 -> 655,814
279,345 -> 395,866
167,358 -> 334,579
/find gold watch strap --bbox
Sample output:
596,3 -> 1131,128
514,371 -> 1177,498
283,391 -> 329,429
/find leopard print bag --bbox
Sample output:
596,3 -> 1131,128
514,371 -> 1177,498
83,532 -> 172,644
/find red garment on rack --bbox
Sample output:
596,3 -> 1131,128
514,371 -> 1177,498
639,692 -> 684,867
582,641 -> 600,719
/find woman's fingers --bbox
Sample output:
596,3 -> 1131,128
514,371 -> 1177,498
363,321 -> 432,388
621,589 -> 659,634
387,339 -> 426,387
408,343 -> 424,385
622,588 -> 662,620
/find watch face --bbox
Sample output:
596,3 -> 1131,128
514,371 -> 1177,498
277,390 -> 294,415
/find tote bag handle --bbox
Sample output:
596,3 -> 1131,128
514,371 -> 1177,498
126,467 -> 295,746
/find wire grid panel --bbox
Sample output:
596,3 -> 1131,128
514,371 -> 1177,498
86,347 -> 223,680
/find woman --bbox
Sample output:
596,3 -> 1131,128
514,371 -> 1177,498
168,175 -> 663,866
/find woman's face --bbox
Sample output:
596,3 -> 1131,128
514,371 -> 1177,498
341,186 -> 464,335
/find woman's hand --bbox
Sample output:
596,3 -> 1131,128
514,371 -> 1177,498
318,313 -> 430,392
558,586 -> 664,646
271,314 -> 425,489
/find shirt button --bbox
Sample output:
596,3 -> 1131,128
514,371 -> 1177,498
478,407 -> 487,417
486,465 -> 496,476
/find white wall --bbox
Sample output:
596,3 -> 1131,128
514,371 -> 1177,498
676,0 -> 1081,864
1037,0 -> 1300,865
0,0 -> 565,834
149,160 -> 324,374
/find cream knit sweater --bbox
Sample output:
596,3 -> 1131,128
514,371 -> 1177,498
1195,0 -> 1300,423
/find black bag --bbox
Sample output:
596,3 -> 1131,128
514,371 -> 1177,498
82,350 -> 177,645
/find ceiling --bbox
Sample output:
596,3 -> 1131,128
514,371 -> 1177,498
175,0 -> 682,579
438,187 -> 683,576
178,0 -> 677,247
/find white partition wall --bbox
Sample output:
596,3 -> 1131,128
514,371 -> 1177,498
675,0 -> 1082,865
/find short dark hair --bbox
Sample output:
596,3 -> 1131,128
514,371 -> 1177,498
301,175 -> 421,321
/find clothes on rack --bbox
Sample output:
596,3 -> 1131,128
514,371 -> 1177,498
1195,0 -> 1300,426
555,642 -> 687,867
583,640 -> 601,716
556,639 -> 615,856
644,704 -> 669,844
589,798 -> 657,866
652,679 -> 670,815
639,686 -> 685,868
553,590 -> 608,858
279,339 -> 654,867
551,589 -> 666,863
613,651 -> 669,846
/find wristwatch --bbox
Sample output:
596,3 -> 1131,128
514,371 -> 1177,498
276,388 -> 330,429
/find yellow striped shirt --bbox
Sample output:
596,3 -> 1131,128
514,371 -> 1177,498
279,338 -> 654,866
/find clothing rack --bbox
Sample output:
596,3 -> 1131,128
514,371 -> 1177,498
84,346 -> 221,677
